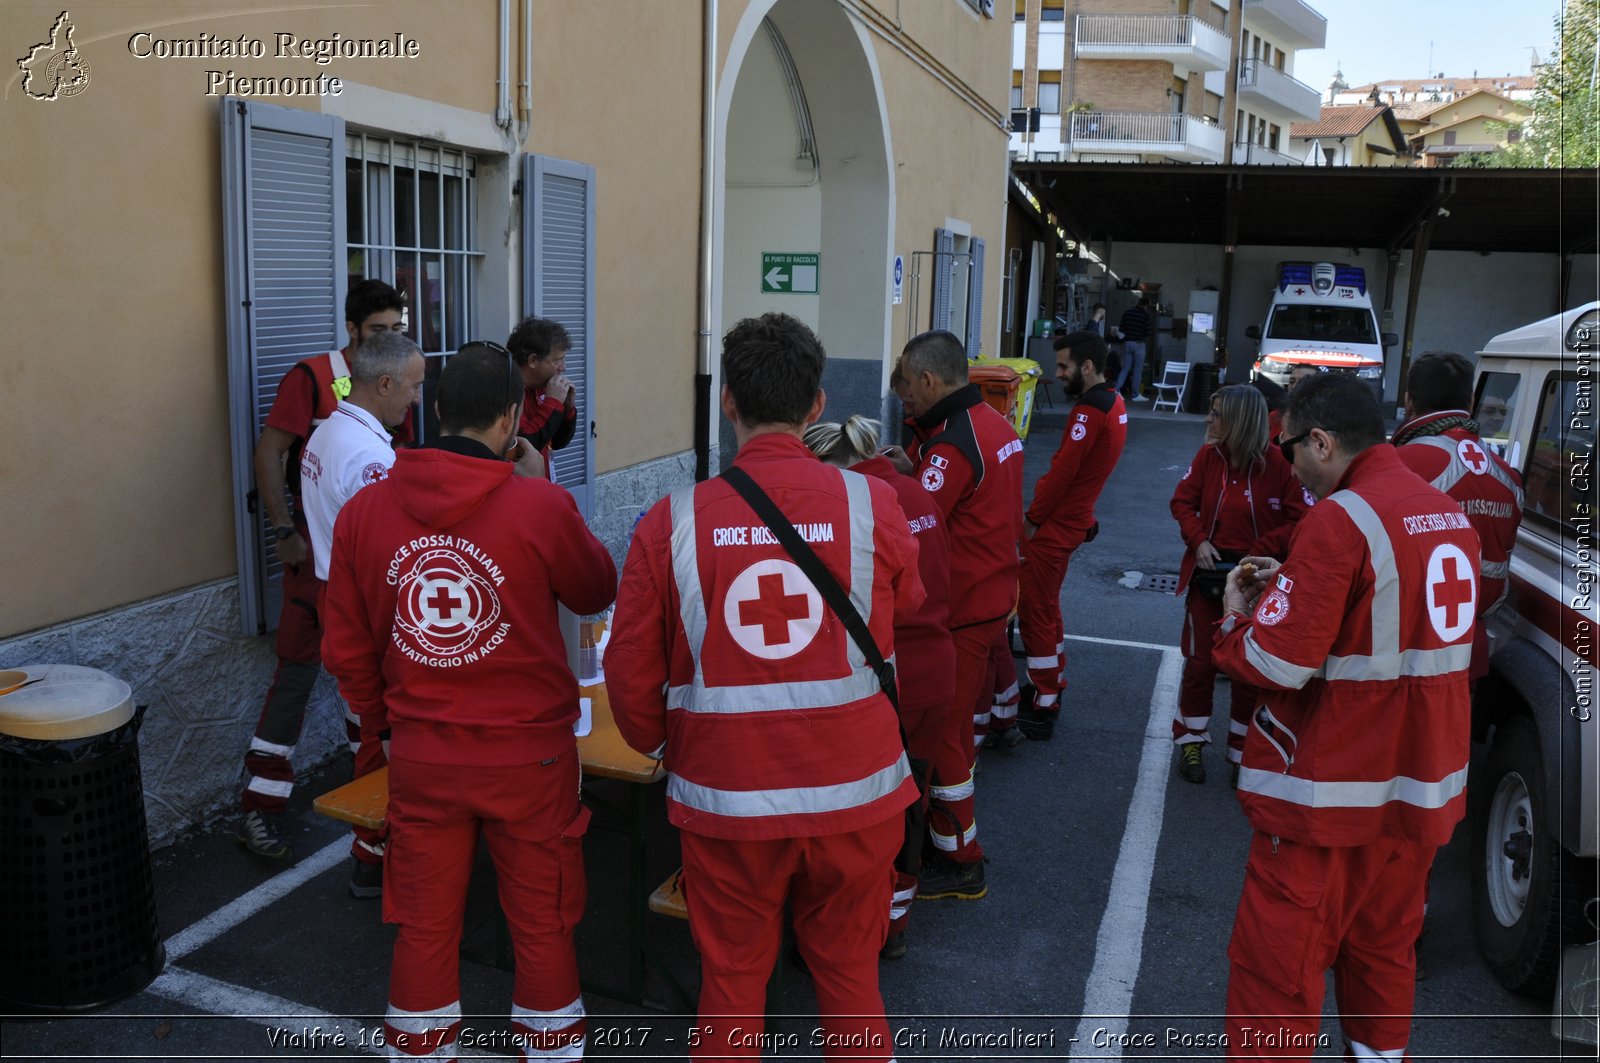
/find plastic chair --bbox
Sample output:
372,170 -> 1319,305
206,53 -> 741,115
1151,361 -> 1192,413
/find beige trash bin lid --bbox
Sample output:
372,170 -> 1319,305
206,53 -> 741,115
0,664 -> 134,740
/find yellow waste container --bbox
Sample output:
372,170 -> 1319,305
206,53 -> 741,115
969,357 -> 1043,440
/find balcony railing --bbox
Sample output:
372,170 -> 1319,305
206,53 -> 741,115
1241,0 -> 1327,50
1068,111 -> 1226,163
1237,58 -> 1323,122
1073,15 -> 1231,72
1233,140 -> 1304,166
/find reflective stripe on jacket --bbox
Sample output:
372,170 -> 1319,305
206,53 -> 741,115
605,433 -> 922,840
1393,420 -> 1523,612
1212,445 -> 1478,847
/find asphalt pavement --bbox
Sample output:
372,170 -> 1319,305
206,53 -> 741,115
0,394 -> 1563,1061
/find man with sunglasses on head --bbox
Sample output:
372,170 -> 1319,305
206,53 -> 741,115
237,279 -> 410,866
509,316 -> 578,480
1210,372 -> 1480,1061
322,341 -> 614,1062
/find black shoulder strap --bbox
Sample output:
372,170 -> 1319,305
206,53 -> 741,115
720,465 -> 898,712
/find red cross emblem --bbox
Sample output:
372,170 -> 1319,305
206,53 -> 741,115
426,584 -> 463,621
739,573 -> 811,646
1425,544 -> 1476,642
1456,438 -> 1490,475
723,560 -> 822,661
394,548 -> 504,659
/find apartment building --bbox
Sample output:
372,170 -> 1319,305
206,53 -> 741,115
1008,0 -> 1326,165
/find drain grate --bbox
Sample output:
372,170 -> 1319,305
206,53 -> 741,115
1138,573 -> 1181,593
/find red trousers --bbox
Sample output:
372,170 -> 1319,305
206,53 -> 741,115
382,752 -> 588,1061
681,817 -> 901,1062
928,618 -> 1004,863
1173,592 -> 1262,764
1017,537 -> 1076,710
1226,831 -> 1435,1061
892,674 -> 954,934
242,532 -> 385,862
974,627 -> 1020,743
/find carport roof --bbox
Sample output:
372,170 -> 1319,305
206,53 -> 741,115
1011,163 -> 1598,256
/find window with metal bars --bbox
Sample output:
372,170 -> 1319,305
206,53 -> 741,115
345,134 -> 484,442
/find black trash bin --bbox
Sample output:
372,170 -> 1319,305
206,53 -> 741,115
1187,362 -> 1222,414
0,665 -> 164,1013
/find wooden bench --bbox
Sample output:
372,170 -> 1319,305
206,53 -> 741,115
649,868 -> 687,919
313,766 -> 389,829
313,682 -> 685,1009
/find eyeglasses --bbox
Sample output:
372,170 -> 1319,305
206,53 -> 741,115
1278,431 -> 1310,463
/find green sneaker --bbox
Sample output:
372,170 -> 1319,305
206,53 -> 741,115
1178,744 -> 1206,784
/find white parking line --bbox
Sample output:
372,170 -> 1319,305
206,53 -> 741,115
146,967 -> 384,1055
1070,646 -> 1184,1060
164,837 -> 348,961
1065,633 -> 1182,654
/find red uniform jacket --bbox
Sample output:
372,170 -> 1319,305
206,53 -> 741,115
605,434 -> 922,841
853,454 -> 953,716
1169,442 -> 1311,594
321,437 -> 617,768
265,347 -> 414,499
1213,445 -> 1480,847
1027,381 -> 1128,550
913,385 -> 1025,628
1392,411 -> 1523,612
518,385 -> 577,482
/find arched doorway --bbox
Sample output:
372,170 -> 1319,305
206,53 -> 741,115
715,0 -> 893,460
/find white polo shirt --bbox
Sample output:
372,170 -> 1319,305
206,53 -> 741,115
300,401 -> 396,581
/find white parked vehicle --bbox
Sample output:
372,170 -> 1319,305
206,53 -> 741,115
1246,261 -> 1397,391
1467,303 -> 1598,1025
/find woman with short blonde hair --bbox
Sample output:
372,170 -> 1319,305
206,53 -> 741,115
803,413 -> 954,959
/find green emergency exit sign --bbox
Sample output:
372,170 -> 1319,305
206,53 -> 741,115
761,253 -> 819,294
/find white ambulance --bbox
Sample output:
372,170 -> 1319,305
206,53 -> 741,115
1246,262 -> 1396,391
1467,302 -> 1597,1035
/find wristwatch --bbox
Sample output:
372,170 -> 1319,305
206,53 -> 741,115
273,525 -> 297,541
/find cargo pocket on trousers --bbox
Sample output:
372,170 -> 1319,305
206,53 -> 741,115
1227,833 -> 1331,997
557,804 -> 592,934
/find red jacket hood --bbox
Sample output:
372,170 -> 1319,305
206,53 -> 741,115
388,447 -> 513,529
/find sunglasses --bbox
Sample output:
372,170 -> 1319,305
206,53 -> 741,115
1278,430 -> 1310,463
457,340 -> 521,405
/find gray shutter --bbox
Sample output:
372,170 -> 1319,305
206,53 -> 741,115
522,154 -> 596,519
931,227 -> 955,332
966,237 -> 986,358
221,98 -> 347,636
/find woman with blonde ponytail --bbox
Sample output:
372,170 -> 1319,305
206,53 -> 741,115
803,415 -> 954,960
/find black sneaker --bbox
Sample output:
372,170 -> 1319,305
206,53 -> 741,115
1178,744 -> 1206,784
349,859 -> 383,899
916,856 -> 987,900
982,725 -> 1024,750
881,930 -> 908,960
236,810 -> 293,862
1016,706 -> 1057,741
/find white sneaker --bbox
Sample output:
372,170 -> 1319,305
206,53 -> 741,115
1131,395 -> 1149,403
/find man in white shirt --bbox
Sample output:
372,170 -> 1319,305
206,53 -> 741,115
298,329 -> 424,896
301,332 -> 426,580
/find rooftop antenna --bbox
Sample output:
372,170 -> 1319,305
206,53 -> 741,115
1428,40 -> 1434,75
